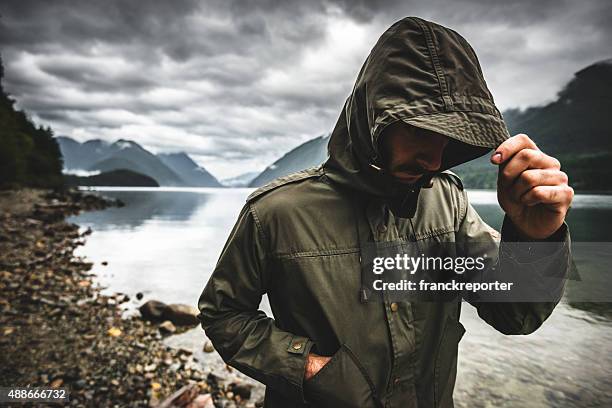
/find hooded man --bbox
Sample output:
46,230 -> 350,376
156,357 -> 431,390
197,16 -> 573,408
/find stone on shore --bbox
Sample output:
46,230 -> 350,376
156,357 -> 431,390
166,304 -> 200,326
203,341 -> 215,353
229,381 -> 253,400
139,300 -> 200,327
139,300 -> 167,322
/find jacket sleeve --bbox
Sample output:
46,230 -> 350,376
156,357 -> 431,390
197,202 -> 315,402
456,189 -> 572,335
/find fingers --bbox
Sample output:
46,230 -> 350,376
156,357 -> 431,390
521,185 -> 574,207
498,149 -> 561,187
512,169 -> 569,201
491,134 -> 539,165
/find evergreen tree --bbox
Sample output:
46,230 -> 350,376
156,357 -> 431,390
0,52 -> 64,189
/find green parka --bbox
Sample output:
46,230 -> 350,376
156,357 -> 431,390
197,16 -> 571,408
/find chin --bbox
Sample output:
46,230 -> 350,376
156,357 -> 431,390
393,176 -> 422,185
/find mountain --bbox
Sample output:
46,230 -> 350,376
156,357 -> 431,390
56,137 -> 221,187
86,139 -> 184,186
249,134 -> 330,187
56,137 -> 112,170
249,59 -> 612,192
64,169 -> 159,187
221,171 -> 259,187
158,152 -> 222,187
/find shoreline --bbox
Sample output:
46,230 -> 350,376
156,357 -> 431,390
0,188 -> 260,407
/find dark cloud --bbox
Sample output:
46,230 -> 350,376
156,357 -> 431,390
0,0 -> 610,178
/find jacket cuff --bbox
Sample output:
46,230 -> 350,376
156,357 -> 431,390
286,335 -> 315,403
501,215 -> 568,242
499,215 -> 571,296
501,216 -> 569,263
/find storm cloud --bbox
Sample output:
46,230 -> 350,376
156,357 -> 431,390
1,0 -> 610,178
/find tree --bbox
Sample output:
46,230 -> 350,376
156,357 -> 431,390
0,52 -> 64,189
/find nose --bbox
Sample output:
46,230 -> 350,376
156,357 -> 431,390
416,135 -> 447,172
416,148 -> 443,172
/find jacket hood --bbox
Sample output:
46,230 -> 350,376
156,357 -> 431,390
323,16 -> 510,213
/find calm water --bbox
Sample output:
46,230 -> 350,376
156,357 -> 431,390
69,188 -> 612,407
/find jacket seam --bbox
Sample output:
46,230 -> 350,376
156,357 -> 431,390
414,18 -> 450,109
272,247 -> 360,260
461,190 -> 468,227
379,95 -> 500,114
248,203 -> 267,246
247,166 -> 324,203
414,227 -> 455,240
248,203 -> 270,291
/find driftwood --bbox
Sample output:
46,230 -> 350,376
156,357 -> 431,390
155,383 -> 214,408
155,383 -> 199,407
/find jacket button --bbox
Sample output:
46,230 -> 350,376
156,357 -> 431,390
292,342 -> 303,350
378,224 -> 387,233
390,302 -> 399,312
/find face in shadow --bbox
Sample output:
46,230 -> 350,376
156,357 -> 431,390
379,122 -> 449,185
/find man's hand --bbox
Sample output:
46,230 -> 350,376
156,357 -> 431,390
491,134 -> 574,240
304,353 -> 332,381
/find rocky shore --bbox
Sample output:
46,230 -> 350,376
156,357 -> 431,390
0,189 -> 261,407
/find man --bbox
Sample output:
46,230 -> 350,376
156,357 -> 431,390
197,16 -> 573,408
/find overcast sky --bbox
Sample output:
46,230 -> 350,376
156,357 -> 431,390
1,0 -> 610,179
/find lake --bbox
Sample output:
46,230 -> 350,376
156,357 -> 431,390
69,188 -> 612,407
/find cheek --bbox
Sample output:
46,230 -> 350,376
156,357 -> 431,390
392,147 -> 416,165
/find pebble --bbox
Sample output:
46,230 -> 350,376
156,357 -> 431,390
203,341 -> 215,353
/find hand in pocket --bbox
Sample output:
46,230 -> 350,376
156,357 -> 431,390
303,344 -> 379,408
305,353 -> 333,381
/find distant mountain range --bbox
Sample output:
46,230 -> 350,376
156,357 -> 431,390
157,152 -> 220,187
57,137 -> 222,187
248,59 -> 612,192
221,171 -> 259,187
248,135 -> 329,187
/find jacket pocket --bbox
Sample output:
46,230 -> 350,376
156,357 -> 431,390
434,317 -> 466,408
304,343 -> 379,408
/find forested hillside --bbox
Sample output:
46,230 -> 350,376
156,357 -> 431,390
0,55 -> 63,189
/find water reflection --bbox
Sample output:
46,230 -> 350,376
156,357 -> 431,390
70,188 -> 251,305
74,189 -> 211,230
